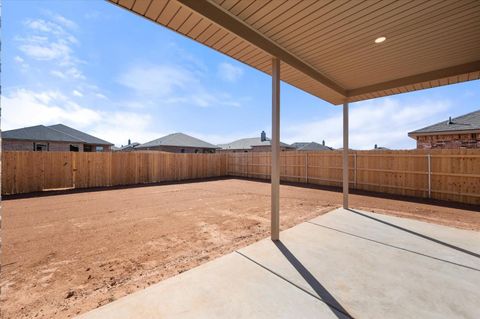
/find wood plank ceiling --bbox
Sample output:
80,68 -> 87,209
109,0 -> 480,105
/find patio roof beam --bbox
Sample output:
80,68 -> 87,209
176,0 -> 346,98
347,60 -> 480,98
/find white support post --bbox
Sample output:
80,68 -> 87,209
343,102 -> 349,209
271,57 -> 280,241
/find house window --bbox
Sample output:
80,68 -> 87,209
181,149 -> 185,153
84,145 -> 93,152
96,146 -> 104,152
70,145 -> 79,152
35,143 -> 48,151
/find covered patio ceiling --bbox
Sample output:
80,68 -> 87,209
110,0 -> 480,105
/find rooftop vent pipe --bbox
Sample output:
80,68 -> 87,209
261,131 -> 267,142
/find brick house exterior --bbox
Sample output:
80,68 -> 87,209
2,140 -> 85,152
218,131 -> 295,153
2,124 -> 113,152
408,110 -> 480,149
135,133 -> 218,153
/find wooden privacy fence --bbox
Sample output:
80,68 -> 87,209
1,151 -> 227,195
2,150 -> 479,205
226,149 -> 480,205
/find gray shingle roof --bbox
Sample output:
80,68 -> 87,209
49,124 -> 113,145
294,142 -> 332,151
409,109 -> 480,135
218,137 -> 292,150
2,125 -> 83,143
2,124 -> 113,145
137,133 -> 219,149
118,142 -> 140,151
291,142 -> 309,149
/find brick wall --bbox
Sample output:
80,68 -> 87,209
416,132 -> 480,149
2,140 -> 84,151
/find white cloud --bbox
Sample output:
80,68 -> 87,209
118,63 -> 245,108
52,14 -> 78,30
14,55 -> 29,71
284,98 -> 452,150
25,18 -> 64,35
95,93 -> 108,100
118,64 -> 193,97
17,16 -> 83,80
90,112 -> 160,146
19,36 -> 72,61
72,90 -> 83,97
84,11 -> 101,20
1,89 -> 160,147
2,89 -> 101,130
218,62 -> 243,82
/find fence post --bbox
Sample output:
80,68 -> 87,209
72,152 -> 77,188
246,153 -> 249,177
354,153 -> 357,189
305,153 -> 308,184
427,154 -> 431,198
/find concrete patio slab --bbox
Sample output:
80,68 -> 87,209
77,208 -> 480,319
76,251 -> 347,319
239,208 -> 480,319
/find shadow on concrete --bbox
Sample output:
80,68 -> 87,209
273,241 -> 353,318
347,209 -> 480,259
306,221 -> 480,272
236,248 -> 352,319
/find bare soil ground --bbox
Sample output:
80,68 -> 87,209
1,178 -> 479,318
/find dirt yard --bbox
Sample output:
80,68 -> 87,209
1,178 -> 479,318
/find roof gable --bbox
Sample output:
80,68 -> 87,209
2,125 -> 83,143
219,137 -> 291,150
138,133 -> 218,149
296,142 -> 332,151
409,109 -> 480,136
49,124 -> 113,145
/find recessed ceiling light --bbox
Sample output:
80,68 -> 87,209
375,36 -> 386,44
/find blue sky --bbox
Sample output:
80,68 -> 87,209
3,0 -> 479,149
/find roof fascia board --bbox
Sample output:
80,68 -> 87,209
408,128 -> 480,137
348,61 -> 480,98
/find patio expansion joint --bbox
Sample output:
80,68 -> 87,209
305,221 -> 480,272
234,250 -> 355,319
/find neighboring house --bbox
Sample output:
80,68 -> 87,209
372,144 -> 390,150
408,110 -> 480,149
218,131 -> 295,152
2,124 -> 113,152
291,141 -> 332,151
135,133 -> 218,153
115,139 -> 140,152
